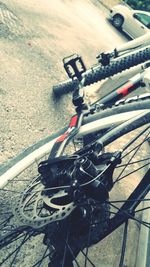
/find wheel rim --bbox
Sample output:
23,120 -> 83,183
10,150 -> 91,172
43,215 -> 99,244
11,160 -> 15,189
0,126 -> 149,267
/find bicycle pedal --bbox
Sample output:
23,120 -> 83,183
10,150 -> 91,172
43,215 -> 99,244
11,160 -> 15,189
63,54 -> 86,80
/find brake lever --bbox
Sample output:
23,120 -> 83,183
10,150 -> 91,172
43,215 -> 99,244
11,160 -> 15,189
96,49 -> 118,66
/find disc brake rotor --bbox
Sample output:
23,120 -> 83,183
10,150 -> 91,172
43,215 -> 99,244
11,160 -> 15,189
13,178 -> 75,229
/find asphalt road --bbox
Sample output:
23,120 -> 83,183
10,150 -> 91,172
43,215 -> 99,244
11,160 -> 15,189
0,0 -> 129,162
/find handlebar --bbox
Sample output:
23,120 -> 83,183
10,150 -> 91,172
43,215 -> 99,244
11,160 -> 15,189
53,46 -> 150,96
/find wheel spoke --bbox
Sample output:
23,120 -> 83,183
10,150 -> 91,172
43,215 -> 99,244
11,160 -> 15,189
0,214 -> 13,228
122,137 -> 150,159
62,220 -> 70,267
0,232 -> 27,244
0,233 -> 30,265
65,242 -> 80,267
116,157 -> 150,168
135,206 -> 150,213
84,216 -> 93,267
80,249 -> 95,267
0,211 -> 12,215
122,126 -> 149,153
119,221 -> 128,267
115,130 -> 149,183
109,203 -> 150,229
107,198 -> 150,204
32,247 -> 49,267
113,127 -> 150,183
9,233 -> 29,267
132,217 -> 150,227
0,228 -> 36,248
114,162 -> 150,183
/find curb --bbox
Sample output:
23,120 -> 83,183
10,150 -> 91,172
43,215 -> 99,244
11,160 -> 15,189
97,0 -> 128,11
98,0 -> 111,10
136,191 -> 150,267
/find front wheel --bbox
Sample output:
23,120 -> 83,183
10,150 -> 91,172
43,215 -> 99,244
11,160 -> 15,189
0,98 -> 149,267
112,14 -> 124,29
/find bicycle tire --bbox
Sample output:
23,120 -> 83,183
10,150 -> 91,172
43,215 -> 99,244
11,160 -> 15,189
0,96 -> 150,267
53,46 -> 150,96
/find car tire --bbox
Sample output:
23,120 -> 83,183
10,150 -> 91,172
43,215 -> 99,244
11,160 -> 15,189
112,14 -> 124,29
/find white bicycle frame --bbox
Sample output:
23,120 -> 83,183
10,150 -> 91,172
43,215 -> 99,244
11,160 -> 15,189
0,108 -> 149,189
115,32 -> 150,54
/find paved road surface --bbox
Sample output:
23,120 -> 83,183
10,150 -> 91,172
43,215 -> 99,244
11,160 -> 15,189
0,0 -> 128,162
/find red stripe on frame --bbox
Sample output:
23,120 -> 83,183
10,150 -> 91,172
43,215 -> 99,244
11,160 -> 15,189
56,115 -> 78,143
69,115 -> 78,127
117,82 -> 133,97
56,132 -> 68,143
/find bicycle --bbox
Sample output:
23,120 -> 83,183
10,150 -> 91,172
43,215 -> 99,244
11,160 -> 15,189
0,36 -> 150,267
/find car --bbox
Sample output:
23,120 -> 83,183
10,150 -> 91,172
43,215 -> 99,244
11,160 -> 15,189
109,4 -> 150,38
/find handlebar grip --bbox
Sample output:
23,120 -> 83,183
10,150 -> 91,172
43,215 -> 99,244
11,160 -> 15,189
53,79 -> 78,96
